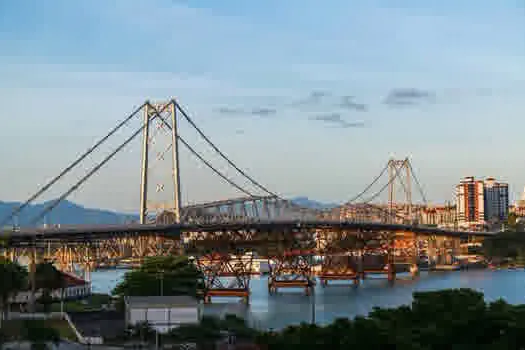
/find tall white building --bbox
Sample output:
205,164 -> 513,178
456,177 -> 485,226
483,177 -> 509,222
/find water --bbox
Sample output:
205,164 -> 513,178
90,269 -> 525,330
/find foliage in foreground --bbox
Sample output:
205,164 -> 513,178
0,257 -> 27,320
112,256 -> 204,298
121,289 -> 525,350
256,288 -> 525,350
1,320 -> 61,350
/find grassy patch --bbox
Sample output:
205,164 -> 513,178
43,293 -> 113,313
1,319 -> 78,341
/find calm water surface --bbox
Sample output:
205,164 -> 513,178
91,269 -> 525,330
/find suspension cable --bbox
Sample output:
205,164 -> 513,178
1,103 -> 146,227
175,101 -> 278,197
339,162 -> 408,221
342,162 -> 390,204
29,107 -> 158,225
146,102 -> 255,198
408,160 -> 428,204
178,137 -> 253,197
363,163 -> 405,204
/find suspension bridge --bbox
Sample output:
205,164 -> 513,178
0,99 -> 492,303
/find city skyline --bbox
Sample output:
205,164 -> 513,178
0,0 -> 524,212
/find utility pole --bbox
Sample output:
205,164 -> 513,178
310,292 -> 316,325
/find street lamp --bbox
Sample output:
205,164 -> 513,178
157,270 -> 164,296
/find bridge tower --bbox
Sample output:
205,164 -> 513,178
139,101 -> 182,224
388,158 -> 413,224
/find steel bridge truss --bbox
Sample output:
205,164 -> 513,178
1,227 -> 469,302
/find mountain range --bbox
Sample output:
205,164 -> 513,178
0,197 -> 337,227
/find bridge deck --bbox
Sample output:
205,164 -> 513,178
0,220 -> 496,244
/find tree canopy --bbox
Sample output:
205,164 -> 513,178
112,256 -> 204,298
34,262 -> 66,313
254,288 -> 525,349
483,231 -> 525,263
23,320 -> 61,350
0,258 -> 27,320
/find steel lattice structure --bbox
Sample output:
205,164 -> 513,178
0,99 -> 490,303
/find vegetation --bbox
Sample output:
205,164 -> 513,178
34,262 -> 66,313
254,288 -> 525,349
0,257 -> 27,323
123,315 -> 257,349
114,289 -> 525,349
22,320 -> 61,350
506,212 -> 519,231
112,256 -> 204,298
1,319 -> 64,349
47,293 -> 112,313
0,259 -> 78,348
483,230 -> 525,264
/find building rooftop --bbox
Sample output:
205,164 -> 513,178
61,272 -> 89,287
124,295 -> 198,308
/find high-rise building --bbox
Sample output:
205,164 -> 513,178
483,177 -> 509,222
455,176 -> 509,227
456,176 -> 485,226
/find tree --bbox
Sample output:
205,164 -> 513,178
112,256 -> 204,298
170,316 -> 223,349
483,231 -> 525,263
506,212 -> 518,231
22,320 -> 60,350
220,314 -> 259,341
34,262 -> 65,313
0,258 -> 27,325
254,289 -> 525,349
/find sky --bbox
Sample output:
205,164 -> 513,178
0,0 -> 524,213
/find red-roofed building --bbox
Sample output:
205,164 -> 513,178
9,271 -> 91,304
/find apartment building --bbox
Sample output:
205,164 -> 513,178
455,176 -> 509,227
484,177 -> 509,222
456,177 -> 485,226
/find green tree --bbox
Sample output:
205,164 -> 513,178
170,316 -> 223,349
34,262 -> 65,313
255,288 -> 525,350
220,314 -> 258,341
506,212 -> 518,231
0,258 -> 27,325
112,256 -> 204,298
483,231 -> 525,263
22,320 -> 60,350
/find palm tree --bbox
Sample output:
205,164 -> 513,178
0,257 -> 27,325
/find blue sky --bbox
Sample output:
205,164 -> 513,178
0,0 -> 524,212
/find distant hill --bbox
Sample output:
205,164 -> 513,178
291,197 -> 339,210
0,200 -> 137,227
0,196 -> 337,227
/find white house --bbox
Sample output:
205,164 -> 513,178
124,296 -> 200,333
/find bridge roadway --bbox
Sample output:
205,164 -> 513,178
1,220 -> 496,245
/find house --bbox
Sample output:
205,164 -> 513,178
9,271 -> 91,305
124,296 -> 200,333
